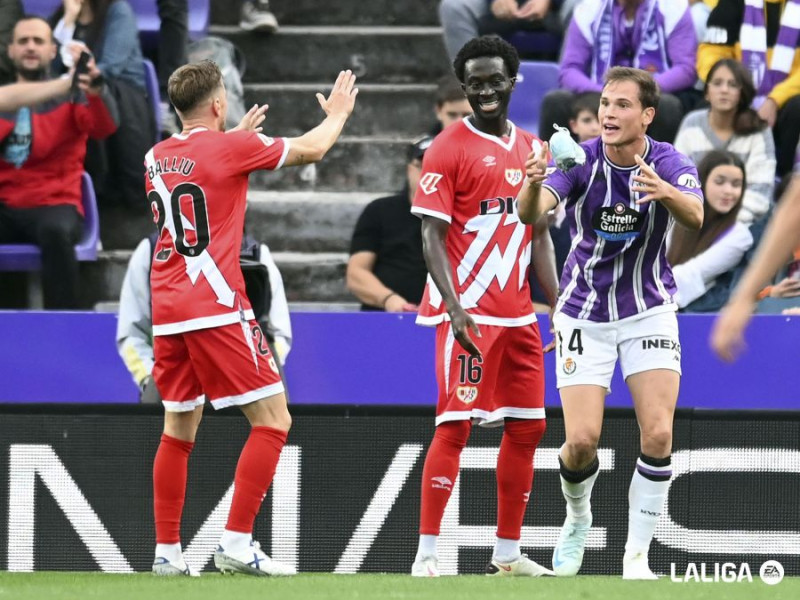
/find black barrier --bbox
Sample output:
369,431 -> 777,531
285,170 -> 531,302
0,406 -> 798,576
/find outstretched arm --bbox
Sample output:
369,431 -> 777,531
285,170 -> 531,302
421,216 -> 482,357
284,70 -> 358,166
0,77 -> 79,112
711,177 -> 800,361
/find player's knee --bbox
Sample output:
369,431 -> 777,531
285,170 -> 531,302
564,436 -> 599,466
435,419 -> 471,449
640,425 -> 672,455
503,419 -> 546,447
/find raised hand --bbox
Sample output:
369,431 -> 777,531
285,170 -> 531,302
316,70 -> 358,118
230,103 -> 269,133
525,141 -> 550,186
631,154 -> 670,204
710,301 -> 754,362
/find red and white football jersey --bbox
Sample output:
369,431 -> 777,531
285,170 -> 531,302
145,127 -> 289,336
411,119 -> 543,327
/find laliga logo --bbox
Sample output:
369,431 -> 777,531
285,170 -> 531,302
669,561 -> 783,584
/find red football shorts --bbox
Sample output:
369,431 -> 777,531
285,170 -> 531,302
434,322 -> 545,427
153,320 -> 284,412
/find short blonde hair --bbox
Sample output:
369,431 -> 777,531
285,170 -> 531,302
167,60 -> 223,114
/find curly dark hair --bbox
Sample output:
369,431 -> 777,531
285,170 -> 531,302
453,36 -> 520,83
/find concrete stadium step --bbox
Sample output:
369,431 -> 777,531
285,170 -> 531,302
99,191 -> 385,252
211,0 -> 439,27
81,250 -> 351,305
245,83 -> 437,138
249,136 -> 413,193
212,26 -> 450,84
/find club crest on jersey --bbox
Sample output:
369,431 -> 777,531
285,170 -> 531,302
419,172 -> 443,195
563,357 -> 577,375
505,168 -> 523,186
457,386 -> 478,404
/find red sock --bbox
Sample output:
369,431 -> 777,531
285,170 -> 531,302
226,426 -> 288,533
153,433 -> 195,544
419,420 -> 471,535
496,419 -> 546,540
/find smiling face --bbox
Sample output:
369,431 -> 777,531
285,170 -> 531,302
599,79 -> 654,147
706,64 -> 741,114
462,56 -> 514,124
704,164 -> 744,215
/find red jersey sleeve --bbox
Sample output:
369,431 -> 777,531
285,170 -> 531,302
225,130 -> 289,175
411,137 -> 458,223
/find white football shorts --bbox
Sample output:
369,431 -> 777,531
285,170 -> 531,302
552,306 -> 681,390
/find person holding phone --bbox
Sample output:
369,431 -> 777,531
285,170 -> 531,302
0,16 -> 117,310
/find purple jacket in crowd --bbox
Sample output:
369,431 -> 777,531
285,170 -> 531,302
559,0 -> 697,94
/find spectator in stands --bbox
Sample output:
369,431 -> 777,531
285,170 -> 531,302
52,0 -> 154,210
689,0 -> 714,42
346,136 -> 432,311
538,0 -> 697,144
438,0 -> 567,63
568,92 -> 600,140
117,233 -> 292,403
674,58 -> 775,225
239,0 -> 279,33
699,0 -> 800,177
0,16 -> 117,310
668,150 -> 752,311
430,74 -> 472,136
0,0 -> 23,86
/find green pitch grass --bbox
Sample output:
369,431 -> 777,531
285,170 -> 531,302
1,573 -> 797,600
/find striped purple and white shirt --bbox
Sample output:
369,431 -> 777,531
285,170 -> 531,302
543,136 -> 703,322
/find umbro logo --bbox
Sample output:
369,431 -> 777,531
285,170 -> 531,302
431,476 -> 453,491
483,155 -> 496,167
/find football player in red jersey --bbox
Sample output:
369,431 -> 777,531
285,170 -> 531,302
148,60 -> 357,577
410,36 -> 559,577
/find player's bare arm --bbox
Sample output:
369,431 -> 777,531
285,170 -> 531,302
517,142 -> 556,224
284,69 -> 358,166
711,176 -> 800,362
421,216 -> 482,357
531,217 -> 559,353
631,154 -> 703,230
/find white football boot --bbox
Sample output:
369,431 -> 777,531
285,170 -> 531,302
214,540 -> 296,576
486,554 -> 554,577
411,556 -> 440,577
552,516 -> 592,576
622,551 -> 659,580
152,555 -> 200,577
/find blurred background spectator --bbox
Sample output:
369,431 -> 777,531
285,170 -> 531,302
538,0 -> 698,143
438,0 -> 568,63
51,0 -> 154,210
430,74 -> 472,136
0,0 -> 24,86
698,0 -> 800,177
117,232 -> 292,403
156,0 -> 187,135
674,58 -> 775,225
239,0 -> 279,32
668,150 -> 753,311
346,136 -> 432,312
567,91 -> 600,140
0,16 -> 117,309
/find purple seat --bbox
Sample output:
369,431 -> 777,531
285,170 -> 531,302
22,0 -> 210,46
142,58 -> 161,143
0,173 -> 99,271
508,61 -> 561,136
503,30 -> 562,60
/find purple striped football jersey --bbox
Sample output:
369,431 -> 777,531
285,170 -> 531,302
542,136 -> 703,322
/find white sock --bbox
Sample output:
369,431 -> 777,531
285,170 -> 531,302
625,456 -> 672,557
415,534 -> 438,560
493,537 -> 521,563
219,529 -> 252,553
155,542 -> 182,562
559,453 -> 599,523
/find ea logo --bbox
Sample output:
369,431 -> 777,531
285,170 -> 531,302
759,560 -> 784,585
